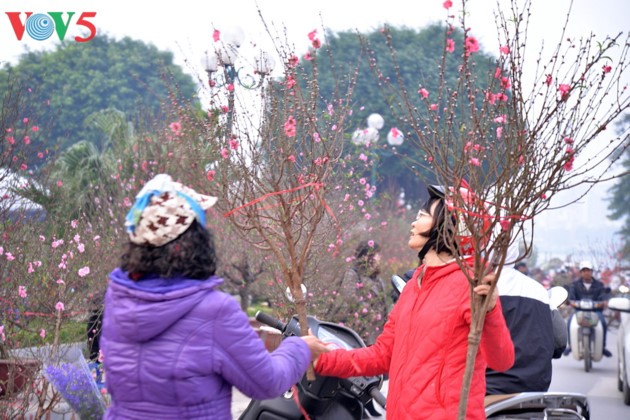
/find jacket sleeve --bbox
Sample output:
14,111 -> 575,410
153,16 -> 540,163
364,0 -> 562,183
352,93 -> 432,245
213,296 -> 311,399
551,308 -> 568,359
315,289 -> 400,378
480,298 -> 515,372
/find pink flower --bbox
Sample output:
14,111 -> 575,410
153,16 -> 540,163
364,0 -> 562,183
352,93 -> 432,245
430,103 -> 438,110
358,154 -> 368,162
465,36 -> 479,56
494,115 -> 507,123
78,266 -> 90,277
39,329 -> 46,338
486,92 -> 497,105
6,136 -> 15,145
312,38 -> 322,49
32,126 -> 39,132
500,45 -> 510,55
23,136 -> 30,144
304,52 -> 314,61
494,67 -> 502,79
19,285 -> 27,298
418,88 -> 429,98
359,178 -> 367,185
52,239 -> 64,248
221,105 -> 229,113
169,122 -> 181,135
563,137 -> 574,144
469,157 -> 481,166
287,55 -> 299,68
71,219 -> 78,228
313,132 -> 321,142
221,148 -> 229,159
367,240 -> 375,247
308,29 -> 317,41
287,155 -> 296,163
6,253 -> 15,261
544,74 -> 553,86
500,219 -> 511,231
37,152 -> 44,159
77,243 -> 85,253
56,181 -> 63,187
558,84 -> 571,100
206,170 -> 215,181
603,65 -> 612,73
55,302 -> 65,311
229,138 -> 239,150
501,77 -> 511,90
56,279 -> 65,284
364,213 -> 372,220
443,0 -> 453,9
446,38 -> 455,53
20,163 -> 27,171
284,116 -> 297,137
496,126 -> 503,139
23,117 -> 28,124
213,29 -> 220,42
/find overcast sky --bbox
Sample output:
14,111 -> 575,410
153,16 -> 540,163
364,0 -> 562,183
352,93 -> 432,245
2,0 -> 628,264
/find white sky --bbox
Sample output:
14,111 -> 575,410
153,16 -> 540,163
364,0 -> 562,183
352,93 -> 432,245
2,0 -> 629,263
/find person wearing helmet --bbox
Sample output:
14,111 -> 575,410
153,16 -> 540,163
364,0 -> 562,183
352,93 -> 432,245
563,260 -> 612,357
314,182 -> 514,419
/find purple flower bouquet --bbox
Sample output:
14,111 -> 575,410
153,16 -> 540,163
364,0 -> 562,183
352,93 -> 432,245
44,361 -> 105,419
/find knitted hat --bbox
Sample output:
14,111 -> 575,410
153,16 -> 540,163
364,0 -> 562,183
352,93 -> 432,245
125,174 -> 217,247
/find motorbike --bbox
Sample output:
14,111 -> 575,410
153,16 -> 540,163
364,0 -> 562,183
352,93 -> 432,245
568,299 -> 605,372
239,311 -> 387,420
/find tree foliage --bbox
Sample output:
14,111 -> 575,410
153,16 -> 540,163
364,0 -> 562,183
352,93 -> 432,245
314,24 -> 497,204
0,35 -> 199,156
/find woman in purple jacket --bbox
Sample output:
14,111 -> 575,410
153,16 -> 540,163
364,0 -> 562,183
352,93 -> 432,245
101,174 -> 329,419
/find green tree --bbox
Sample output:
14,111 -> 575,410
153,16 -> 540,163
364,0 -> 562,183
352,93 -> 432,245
314,24 -> 497,204
0,34 -> 199,157
608,114 -> 630,262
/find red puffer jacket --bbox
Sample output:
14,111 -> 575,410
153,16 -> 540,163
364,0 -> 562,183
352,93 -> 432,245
316,261 -> 514,419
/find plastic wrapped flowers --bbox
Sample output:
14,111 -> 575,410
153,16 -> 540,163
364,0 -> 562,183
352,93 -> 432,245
44,361 -> 106,419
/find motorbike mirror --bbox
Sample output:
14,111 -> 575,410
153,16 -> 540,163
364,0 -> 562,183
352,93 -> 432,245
391,275 -> 407,295
285,284 -> 307,303
548,286 -> 568,309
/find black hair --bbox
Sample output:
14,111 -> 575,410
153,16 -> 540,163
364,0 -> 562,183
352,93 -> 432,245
120,220 -> 218,280
416,195 -> 458,263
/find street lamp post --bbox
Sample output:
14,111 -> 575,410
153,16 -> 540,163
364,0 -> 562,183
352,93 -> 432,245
202,26 -> 275,135
351,113 -> 405,188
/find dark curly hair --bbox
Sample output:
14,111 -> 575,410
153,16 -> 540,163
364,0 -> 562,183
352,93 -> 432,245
416,195 -> 458,263
120,220 -> 217,280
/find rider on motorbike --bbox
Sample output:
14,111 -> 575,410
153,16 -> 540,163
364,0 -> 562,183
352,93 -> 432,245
563,260 -> 612,357
485,244 -> 567,395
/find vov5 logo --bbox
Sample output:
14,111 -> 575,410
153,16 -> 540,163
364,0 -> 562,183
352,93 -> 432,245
6,12 -> 97,42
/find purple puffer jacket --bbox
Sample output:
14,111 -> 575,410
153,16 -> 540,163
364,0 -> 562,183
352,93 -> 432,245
101,268 -> 311,419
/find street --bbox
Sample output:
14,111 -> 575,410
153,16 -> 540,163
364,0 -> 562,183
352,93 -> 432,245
549,329 -> 630,419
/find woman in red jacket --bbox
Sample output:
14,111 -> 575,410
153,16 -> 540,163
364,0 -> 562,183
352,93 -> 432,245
315,184 -> 514,419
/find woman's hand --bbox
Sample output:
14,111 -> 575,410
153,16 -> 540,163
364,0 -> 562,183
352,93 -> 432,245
473,272 -> 499,312
301,334 -> 331,364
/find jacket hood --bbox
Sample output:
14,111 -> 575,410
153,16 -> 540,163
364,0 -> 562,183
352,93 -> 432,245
106,268 -> 224,342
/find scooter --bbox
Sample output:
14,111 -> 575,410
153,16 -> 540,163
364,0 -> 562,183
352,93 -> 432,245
239,312 -> 386,420
568,299 -> 605,372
